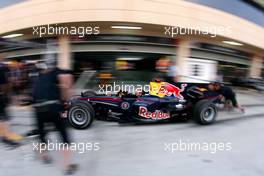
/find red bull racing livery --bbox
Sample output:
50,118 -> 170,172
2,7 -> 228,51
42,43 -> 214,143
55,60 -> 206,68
138,106 -> 170,120
66,82 -> 220,129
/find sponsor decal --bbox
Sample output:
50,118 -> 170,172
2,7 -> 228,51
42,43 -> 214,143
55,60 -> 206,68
150,82 -> 187,99
138,106 -> 170,119
121,102 -> 130,110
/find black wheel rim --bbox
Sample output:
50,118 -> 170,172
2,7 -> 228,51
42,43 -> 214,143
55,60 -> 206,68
70,108 -> 90,126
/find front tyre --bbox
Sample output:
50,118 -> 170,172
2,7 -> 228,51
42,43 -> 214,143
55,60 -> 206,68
68,102 -> 95,129
193,99 -> 217,125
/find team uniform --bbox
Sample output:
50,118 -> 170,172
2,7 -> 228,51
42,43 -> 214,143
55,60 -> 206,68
0,65 -> 9,121
32,68 -> 70,144
218,86 -> 238,107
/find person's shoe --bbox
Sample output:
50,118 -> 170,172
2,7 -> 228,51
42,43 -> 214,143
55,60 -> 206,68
24,129 -> 39,138
8,133 -> 23,141
39,152 -> 53,164
64,164 -> 79,175
2,138 -> 21,148
42,155 -> 52,164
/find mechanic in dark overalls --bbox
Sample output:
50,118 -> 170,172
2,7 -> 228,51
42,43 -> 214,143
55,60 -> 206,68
210,82 -> 244,112
0,62 -> 21,147
32,59 -> 78,175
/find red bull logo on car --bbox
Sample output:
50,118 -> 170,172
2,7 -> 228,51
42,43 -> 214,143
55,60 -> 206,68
149,82 -> 187,99
138,106 -> 170,119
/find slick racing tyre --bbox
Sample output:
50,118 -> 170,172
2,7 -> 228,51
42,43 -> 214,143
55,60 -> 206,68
193,99 -> 217,125
68,101 -> 95,129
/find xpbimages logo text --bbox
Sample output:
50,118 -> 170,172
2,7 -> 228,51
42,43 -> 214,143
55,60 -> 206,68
164,25 -> 232,38
32,24 -> 100,37
164,140 -> 232,154
32,140 -> 100,154
98,82 -> 150,94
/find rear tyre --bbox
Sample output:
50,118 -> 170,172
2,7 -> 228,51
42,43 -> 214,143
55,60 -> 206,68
68,102 -> 95,129
193,99 -> 217,125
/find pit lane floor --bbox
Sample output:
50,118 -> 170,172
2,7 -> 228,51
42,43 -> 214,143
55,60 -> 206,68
1,103 -> 264,176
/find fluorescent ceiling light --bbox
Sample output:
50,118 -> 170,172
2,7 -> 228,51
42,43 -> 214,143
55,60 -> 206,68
117,57 -> 143,61
2,33 -> 24,39
111,26 -> 142,30
222,40 -> 243,46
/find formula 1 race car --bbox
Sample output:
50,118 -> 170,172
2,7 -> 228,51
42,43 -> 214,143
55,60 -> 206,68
64,82 -> 220,129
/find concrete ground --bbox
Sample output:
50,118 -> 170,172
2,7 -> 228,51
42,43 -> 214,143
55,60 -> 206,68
1,91 -> 264,176
236,91 -> 264,106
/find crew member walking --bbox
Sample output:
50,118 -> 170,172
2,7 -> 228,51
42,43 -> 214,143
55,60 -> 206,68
32,60 -> 78,175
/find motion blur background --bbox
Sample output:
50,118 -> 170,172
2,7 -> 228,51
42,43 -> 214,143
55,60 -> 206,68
1,1 -> 264,176
0,0 -> 263,93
